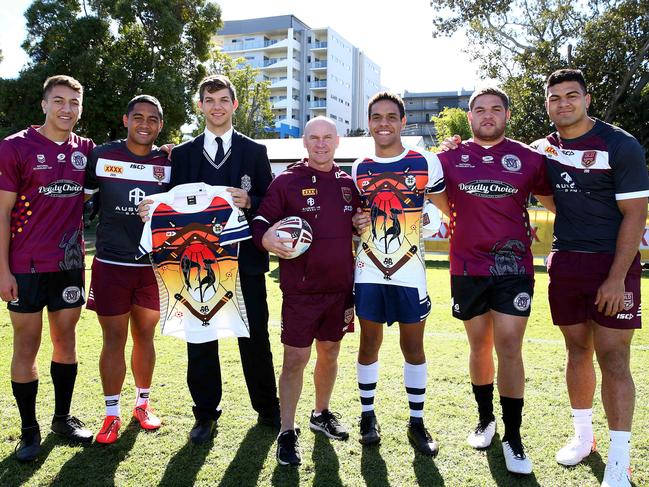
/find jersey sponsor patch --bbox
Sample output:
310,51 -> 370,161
458,180 -> 518,198
38,180 -> 83,197
97,158 -> 171,183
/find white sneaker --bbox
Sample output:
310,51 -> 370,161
556,436 -> 597,466
467,420 -> 496,449
601,462 -> 632,487
502,440 -> 533,475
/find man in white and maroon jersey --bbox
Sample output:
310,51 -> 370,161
534,69 -> 648,487
0,75 -> 94,461
437,87 -> 554,475
85,95 -> 170,444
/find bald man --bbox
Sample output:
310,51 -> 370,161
252,117 -> 361,466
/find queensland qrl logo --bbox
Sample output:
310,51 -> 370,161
501,154 -> 522,172
581,151 -> 597,167
458,180 -> 518,199
38,180 -> 82,197
513,292 -> 531,312
544,146 -> 559,157
341,187 -> 352,203
344,307 -> 354,324
71,151 -> 87,170
62,286 -> 81,304
153,165 -> 166,181
623,292 -> 634,311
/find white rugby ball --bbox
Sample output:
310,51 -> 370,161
276,216 -> 313,259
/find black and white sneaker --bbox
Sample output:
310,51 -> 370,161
309,409 -> 349,440
276,429 -> 301,466
467,419 -> 496,449
502,439 -> 533,474
407,420 -> 439,457
51,415 -> 93,444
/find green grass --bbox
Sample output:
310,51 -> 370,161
0,256 -> 647,486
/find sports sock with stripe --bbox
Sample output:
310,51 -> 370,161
608,430 -> 631,467
135,387 -> 150,407
500,395 -> 523,444
357,361 -> 379,416
572,407 -> 594,441
404,361 -> 427,421
472,382 -> 495,425
105,394 -> 120,417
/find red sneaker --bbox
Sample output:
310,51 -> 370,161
96,416 -> 121,444
133,402 -> 161,430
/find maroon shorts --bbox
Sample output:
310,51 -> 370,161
281,292 -> 354,347
87,258 -> 159,316
547,251 -> 642,329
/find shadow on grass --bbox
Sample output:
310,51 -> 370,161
486,434 -> 541,487
360,444 -> 389,487
52,422 -> 139,485
218,424 -> 275,487
0,433 -> 58,486
271,460 -> 300,486
158,428 -> 214,487
413,453 -> 444,486
312,433 -> 343,487
583,450 -> 606,484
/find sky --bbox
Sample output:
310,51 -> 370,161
0,0 -> 481,93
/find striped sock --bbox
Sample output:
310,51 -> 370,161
357,361 -> 379,416
404,362 -> 427,421
105,394 -> 120,417
135,387 -> 150,407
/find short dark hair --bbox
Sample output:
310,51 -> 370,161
546,69 -> 588,95
43,75 -> 83,100
198,74 -> 236,102
469,87 -> 509,111
368,91 -> 405,119
126,95 -> 163,119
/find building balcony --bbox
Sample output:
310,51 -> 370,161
308,100 -> 327,109
222,37 -> 301,54
270,78 -> 301,91
275,116 -> 300,128
273,98 -> 300,110
309,80 -> 327,90
311,41 -> 328,50
310,61 -> 327,70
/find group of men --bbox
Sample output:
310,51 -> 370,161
0,68 -> 645,487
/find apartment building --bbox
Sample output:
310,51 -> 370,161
216,15 -> 381,137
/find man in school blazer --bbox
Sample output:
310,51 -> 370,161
169,74 -> 279,444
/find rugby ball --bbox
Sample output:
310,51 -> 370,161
421,200 -> 442,238
276,216 -> 313,259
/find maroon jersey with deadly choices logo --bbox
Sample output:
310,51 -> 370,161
0,126 -> 95,273
438,138 -> 552,276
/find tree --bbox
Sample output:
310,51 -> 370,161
195,49 -> 274,139
430,0 -> 649,156
431,107 -> 471,148
346,128 -> 367,137
0,0 -> 222,143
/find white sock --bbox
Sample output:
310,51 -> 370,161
135,387 -> 150,407
572,408 -> 593,441
608,430 -> 631,467
357,361 -> 379,414
404,362 -> 427,420
105,394 -> 120,417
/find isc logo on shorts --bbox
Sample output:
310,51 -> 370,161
513,292 -> 531,312
616,313 -> 635,320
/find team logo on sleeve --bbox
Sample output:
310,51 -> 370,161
623,292 -> 634,311
341,187 -> 352,203
501,154 -> 522,172
71,151 -> 87,170
581,151 -> 597,167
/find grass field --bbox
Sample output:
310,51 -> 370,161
0,256 -> 647,486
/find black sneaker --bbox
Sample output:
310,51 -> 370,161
276,429 -> 301,466
51,415 -> 93,444
309,409 -> 349,440
407,420 -> 439,457
359,413 -> 381,445
15,426 -> 41,462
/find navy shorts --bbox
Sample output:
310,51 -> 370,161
354,283 -> 430,325
8,269 -> 85,313
450,275 -> 535,321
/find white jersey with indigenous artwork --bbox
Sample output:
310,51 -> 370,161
352,147 -> 445,297
138,183 -> 251,343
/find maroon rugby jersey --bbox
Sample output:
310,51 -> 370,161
0,126 -> 95,273
251,160 -> 360,295
438,138 -> 552,276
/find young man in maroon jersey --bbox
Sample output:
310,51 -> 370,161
0,75 -> 94,461
251,116 -> 359,466
437,87 -> 554,475
535,69 -> 648,487
85,95 -> 169,444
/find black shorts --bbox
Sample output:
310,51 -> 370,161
7,269 -> 85,313
450,275 -> 534,321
